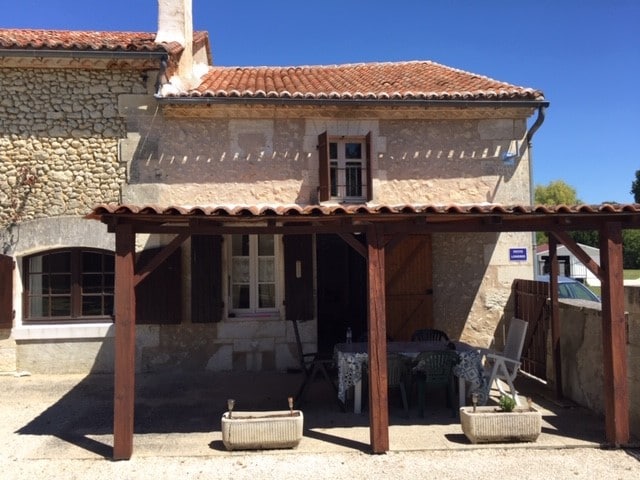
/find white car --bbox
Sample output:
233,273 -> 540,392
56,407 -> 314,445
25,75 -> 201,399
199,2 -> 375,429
536,275 -> 601,302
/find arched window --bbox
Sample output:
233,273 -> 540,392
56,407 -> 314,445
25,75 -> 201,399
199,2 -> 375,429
23,248 -> 114,323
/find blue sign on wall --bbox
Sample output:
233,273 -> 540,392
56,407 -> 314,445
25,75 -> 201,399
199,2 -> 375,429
509,247 -> 527,261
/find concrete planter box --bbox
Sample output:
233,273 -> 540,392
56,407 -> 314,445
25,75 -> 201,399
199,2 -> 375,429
460,406 -> 542,443
221,410 -> 304,451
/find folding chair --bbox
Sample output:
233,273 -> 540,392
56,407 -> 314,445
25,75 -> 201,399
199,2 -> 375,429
481,318 -> 528,405
291,318 -> 343,411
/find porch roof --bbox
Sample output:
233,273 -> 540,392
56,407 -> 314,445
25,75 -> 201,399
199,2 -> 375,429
87,202 -> 640,234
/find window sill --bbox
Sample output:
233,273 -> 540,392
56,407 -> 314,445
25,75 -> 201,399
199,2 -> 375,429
227,313 -> 281,322
12,322 -> 115,341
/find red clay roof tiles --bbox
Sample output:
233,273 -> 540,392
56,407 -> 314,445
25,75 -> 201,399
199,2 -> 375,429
186,61 -> 544,101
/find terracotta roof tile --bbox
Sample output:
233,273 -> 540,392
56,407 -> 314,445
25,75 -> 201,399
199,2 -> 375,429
0,28 -> 170,53
88,202 -> 637,220
182,61 -> 544,101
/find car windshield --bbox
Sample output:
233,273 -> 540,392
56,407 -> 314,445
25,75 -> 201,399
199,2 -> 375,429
558,282 -> 600,302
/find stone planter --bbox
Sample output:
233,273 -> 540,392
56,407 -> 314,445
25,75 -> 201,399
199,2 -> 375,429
221,410 -> 304,451
460,406 -> 542,443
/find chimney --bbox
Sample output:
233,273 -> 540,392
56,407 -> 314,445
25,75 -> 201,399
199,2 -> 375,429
155,0 -> 194,88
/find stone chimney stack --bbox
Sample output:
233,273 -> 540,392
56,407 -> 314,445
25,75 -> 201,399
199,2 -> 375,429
155,0 -> 194,89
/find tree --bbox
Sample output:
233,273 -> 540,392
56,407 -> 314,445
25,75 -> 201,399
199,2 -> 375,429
534,180 -> 581,245
534,180 -> 580,206
631,170 -> 640,203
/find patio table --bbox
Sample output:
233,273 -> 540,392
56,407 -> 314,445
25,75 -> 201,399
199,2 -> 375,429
334,340 -> 487,414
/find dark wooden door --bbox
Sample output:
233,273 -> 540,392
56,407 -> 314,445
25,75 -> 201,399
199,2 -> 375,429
316,234 -> 366,352
385,234 -> 433,341
514,279 -> 549,380
0,254 -> 13,328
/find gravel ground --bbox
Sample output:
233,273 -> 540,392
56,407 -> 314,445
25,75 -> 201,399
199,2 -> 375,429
2,372 -> 638,479
3,448 -> 639,480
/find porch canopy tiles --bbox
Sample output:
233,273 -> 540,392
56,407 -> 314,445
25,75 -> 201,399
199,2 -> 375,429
87,202 -> 640,459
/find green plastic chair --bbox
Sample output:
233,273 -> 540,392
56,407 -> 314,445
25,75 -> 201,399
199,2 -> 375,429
413,350 -> 459,417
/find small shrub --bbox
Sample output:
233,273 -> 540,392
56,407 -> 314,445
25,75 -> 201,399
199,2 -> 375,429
499,394 -> 516,412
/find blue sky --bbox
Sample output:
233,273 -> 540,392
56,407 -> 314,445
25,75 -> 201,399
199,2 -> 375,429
2,0 -> 639,204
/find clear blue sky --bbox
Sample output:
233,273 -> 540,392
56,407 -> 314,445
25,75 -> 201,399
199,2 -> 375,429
3,0 -> 639,205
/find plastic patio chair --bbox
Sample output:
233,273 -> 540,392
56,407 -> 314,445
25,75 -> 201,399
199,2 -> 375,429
361,353 -> 411,417
413,350 -> 459,417
410,328 -> 449,342
481,317 -> 529,405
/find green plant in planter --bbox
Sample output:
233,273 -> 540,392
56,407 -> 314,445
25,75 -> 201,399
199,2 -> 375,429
498,394 -> 516,412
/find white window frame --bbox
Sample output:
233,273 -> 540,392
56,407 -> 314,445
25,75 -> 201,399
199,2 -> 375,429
329,137 -> 367,202
227,234 -> 282,317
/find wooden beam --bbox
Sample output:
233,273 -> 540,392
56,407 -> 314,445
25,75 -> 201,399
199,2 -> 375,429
113,223 -> 137,460
338,232 -> 367,259
366,224 -> 389,453
134,232 -> 189,287
599,222 -> 629,445
548,235 -> 563,398
549,231 -> 603,281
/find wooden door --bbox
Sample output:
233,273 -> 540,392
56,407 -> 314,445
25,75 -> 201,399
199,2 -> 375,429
385,234 -> 433,341
514,279 -> 549,380
0,254 -> 13,328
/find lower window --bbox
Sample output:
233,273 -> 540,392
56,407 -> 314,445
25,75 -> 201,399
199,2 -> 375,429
229,234 -> 279,315
23,248 -> 114,323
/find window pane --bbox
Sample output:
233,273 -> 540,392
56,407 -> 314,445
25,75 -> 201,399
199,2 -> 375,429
82,273 -> 103,293
259,284 -> 275,308
232,257 -> 250,283
51,296 -> 71,316
330,161 -> 338,197
29,256 -> 43,273
104,274 -> 114,293
345,142 -> 362,159
50,273 -> 71,294
258,257 -> 274,282
232,235 -> 250,256
29,296 -> 46,317
345,162 -> 362,197
329,142 -> 337,159
47,252 -> 71,272
29,273 -> 44,294
82,296 -> 103,316
232,285 -> 250,309
104,295 -> 114,316
258,235 -> 274,256
82,252 -> 103,272
104,254 -> 115,272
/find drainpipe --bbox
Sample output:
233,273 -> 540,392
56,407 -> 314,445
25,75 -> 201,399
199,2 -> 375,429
526,105 -> 548,277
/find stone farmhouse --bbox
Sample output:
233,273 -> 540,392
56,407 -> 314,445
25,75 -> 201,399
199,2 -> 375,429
1,0 -> 548,375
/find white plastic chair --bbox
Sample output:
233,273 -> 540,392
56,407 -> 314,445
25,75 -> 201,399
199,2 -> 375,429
481,318 -> 528,405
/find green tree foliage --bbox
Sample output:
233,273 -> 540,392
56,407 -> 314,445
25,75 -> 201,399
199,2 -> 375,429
631,170 -> 640,203
534,180 -> 579,206
623,230 -> 640,269
534,180 -> 581,245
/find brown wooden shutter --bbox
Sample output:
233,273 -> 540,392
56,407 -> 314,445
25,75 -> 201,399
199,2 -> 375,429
318,131 -> 329,202
366,131 -> 373,202
135,247 -> 182,324
0,254 -> 14,328
284,234 -> 314,320
191,235 -> 223,323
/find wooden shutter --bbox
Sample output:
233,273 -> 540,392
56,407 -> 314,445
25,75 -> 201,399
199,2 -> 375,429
191,235 -> 223,323
318,131 -> 329,202
365,131 -> 373,202
0,254 -> 13,328
284,235 -> 314,320
135,247 -> 182,324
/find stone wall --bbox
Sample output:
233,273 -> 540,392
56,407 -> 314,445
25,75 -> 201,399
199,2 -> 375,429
0,67 -> 145,235
559,289 -> 640,439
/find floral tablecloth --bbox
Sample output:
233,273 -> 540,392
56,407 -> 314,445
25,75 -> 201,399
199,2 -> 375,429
334,341 -> 488,406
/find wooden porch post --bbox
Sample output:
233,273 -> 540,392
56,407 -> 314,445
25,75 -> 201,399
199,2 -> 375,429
599,222 -> 629,445
366,224 -> 389,453
548,235 -> 563,398
113,223 -> 137,460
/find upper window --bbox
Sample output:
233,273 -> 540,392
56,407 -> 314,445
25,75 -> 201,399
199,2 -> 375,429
318,132 -> 372,203
229,234 -> 279,315
23,248 -> 114,323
